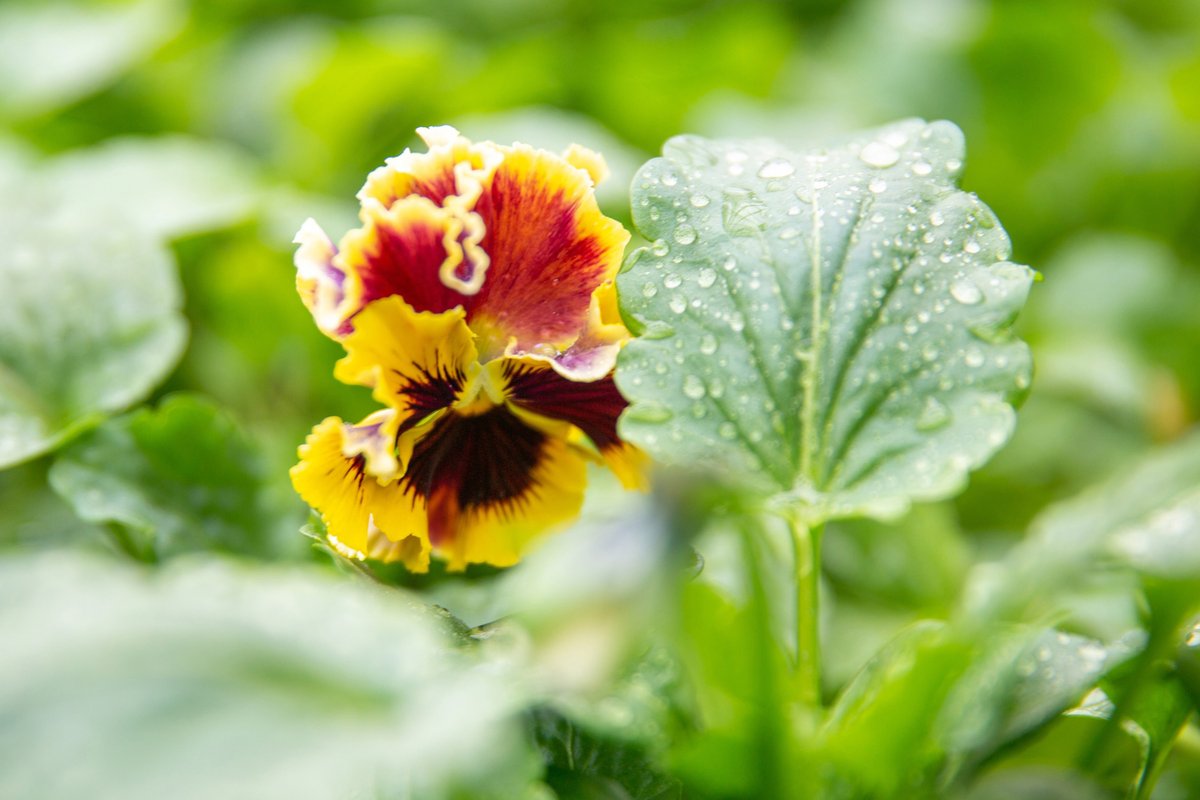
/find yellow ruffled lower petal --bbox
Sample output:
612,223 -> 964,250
290,416 -> 431,569
435,436 -> 588,571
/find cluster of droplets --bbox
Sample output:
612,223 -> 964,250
621,122 -> 1034,495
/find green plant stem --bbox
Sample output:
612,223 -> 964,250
792,518 -> 823,708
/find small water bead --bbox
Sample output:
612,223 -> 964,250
668,296 -> 687,314
945,158 -> 963,173
911,160 -> 932,177
757,157 -> 796,179
673,224 -> 697,245
729,313 -> 746,332
929,210 -> 945,227
949,278 -> 983,305
627,403 -> 673,423
699,334 -> 718,355
779,227 -> 800,241
689,193 -> 710,208
661,172 -> 678,187
963,347 -> 985,368
722,255 -> 737,271
651,239 -> 669,257
916,397 -> 951,431
718,422 -> 737,440
682,375 -> 707,400
663,273 -> 682,289
697,267 -> 718,288
690,403 -> 707,419
860,141 -> 900,168
963,239 -> 981,254
641,282 -> 658,298
868,178 -> 888,194
641,321 -> 674,339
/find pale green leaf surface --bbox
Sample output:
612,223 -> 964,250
0,0 -> 183,119
616,120 -> 1032,522
43,136 -> 261,239
0,205 -> 186,468
48,395 -> 278,560
968,431 -> 1200,620
0,552 -> 533,800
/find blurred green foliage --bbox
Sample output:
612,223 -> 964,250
1,0 -> 1199,797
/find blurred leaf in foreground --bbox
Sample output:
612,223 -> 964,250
0,552 -> 537,800
0,203 -> 186,469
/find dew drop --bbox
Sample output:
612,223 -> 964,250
868,177 -> 888,194
641,282 -> 657,298
697,267 -> 717,288
642,321 -> 675,339
663,273 -> 682,289
718,422 -> 737,440
916,396 -> 951,431
651,239 -> 669,257
964,347 -> 985,368
722,255 -> 737,272
673,224 -> 697,245
690,193 -> 710,208
963,239 -> 981,254
699,334 -> 718,355
626,403 -> 672,423
949,278 -> 982,305
860,141 -> 900,168
911,161 -> 932,176
668,296 -> 687,314
757,157 -> 796,179
661,172 -> 678,187
683,375 -> 707,400
929,210 -> 945,227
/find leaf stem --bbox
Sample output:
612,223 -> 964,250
791,517 -> 823,708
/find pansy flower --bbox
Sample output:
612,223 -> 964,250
290,127 -> 646,571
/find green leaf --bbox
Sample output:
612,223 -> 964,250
938,627 -> 1138,780
616,120 -> 1033,523
0,0 -> 183,119
0,204 -> 186,469
822,620 -> 972,796
0,552 -> 536,800
43,136 -> 262,239
968,431 -> 1200,621
530,707 -> 682,800
48,395 -> 278,561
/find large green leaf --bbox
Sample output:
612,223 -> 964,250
616,120 -> 1033,523
0,552 -> 536,800
48,395 -> 281,561
0,204 -> 186,469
